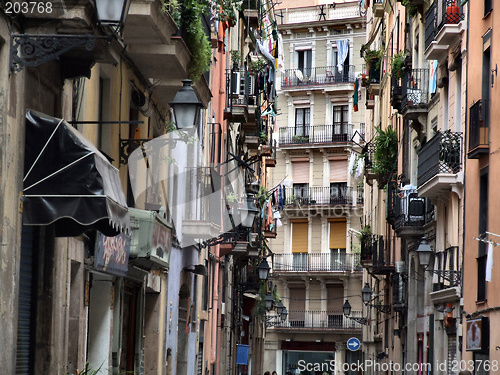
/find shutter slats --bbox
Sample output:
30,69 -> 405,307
292,222 -> 308,253
293,161 -> 310,183
330,160 -> 347,182
329,221 -> 346,249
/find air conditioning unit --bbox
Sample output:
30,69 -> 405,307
129,208 -> 172,270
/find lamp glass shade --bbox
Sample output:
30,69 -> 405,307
169,80 -> 203,129
95,0 -> 130,25
416,239 -> 433,267
264,293 -> 275,311
276,301 -> 285,316
257,259 -> 271,281
239,196 -> 258,229
280,308 -> 288,321
343,300 -> 352,317
362,283 -> 372,304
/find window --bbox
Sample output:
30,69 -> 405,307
330,182 -> 347,204
485,0 -> 492,16
297,49 -> 312,77
333,49 -> 350,81
295,108 -> 310,138
477,168 -> 488,301
332,105 -> 349,141
293,183 -> 309,200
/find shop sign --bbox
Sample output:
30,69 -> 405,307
466,317 -> 489,352
95,233 -> 131,276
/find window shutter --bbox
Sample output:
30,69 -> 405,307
329,220 -> 346,249
292,222 -> 308,253
330,159 -> 347,182
293,161 -> 310,183
327,285 -> 344,311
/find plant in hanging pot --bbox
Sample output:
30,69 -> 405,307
372,126 -> 398,187
230,50 -> 241,69
391,51 -> 409,79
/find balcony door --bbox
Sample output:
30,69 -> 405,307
297,49 -> 312,80
332,105 -> 348,142
288,286 -> 306,327
333,48 -> 350,81
295,108 -> 310,138
327,285 -> 344,328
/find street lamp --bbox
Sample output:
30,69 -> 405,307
239,196 -> 259,229
265,293 -> 275,311
169,80 -> 204,130
257,259 -> 271,281
416,238 -> 461,284
361,283 -> 391,314
416,239 -> 433,269
362,283 -> 372,304
343,299 -> 368,325
95,0 -> 132,31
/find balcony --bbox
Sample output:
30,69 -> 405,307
373,0 -> 384,18
392,273 -> 406,312
417,131 -> 463,200
280,65 -> 355,88
401,68 -> 429,119
425,0 -> 465,62
278,3 -> 361,25
283,186 -> 360,208
123,0 -> 211,107
391,187 -> 434,238
468,99 -> 489,159
278,124 -> 353,147
367,59 -> 381,95
224,68 -> 258,124
273,253 -> 361,273
390,74 -> 402,111
269,310 -> 363,331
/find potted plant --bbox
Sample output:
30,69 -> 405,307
362,45 -> 383,84
230,50 -> 241,69
391,51 -> 409,79
400,0 -> 418,18
251,58 -> 267,73
358,225 -> 373,261
372,126 -> 398,187
260,131 -> 268,144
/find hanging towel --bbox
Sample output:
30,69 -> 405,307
337,40 -> 349,73
355,157 -> 365,181
486,241 -> 494,282
353,77 -> 359,112
348,152 -> 356,175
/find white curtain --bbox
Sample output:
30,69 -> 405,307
337,39 -> 349,73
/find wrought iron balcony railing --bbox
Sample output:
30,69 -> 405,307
468,99 -> 490,158
417,131 -> 463,187
273,253 -> 361,272
425,0 -> 465,51
281,65 -> 355,87
268,310 -> 363,330
279,124 -> 353,145
391,188 -> 434,231
401,68 -> 429,112
283,186 -> 359,207
225,67 -> 257,110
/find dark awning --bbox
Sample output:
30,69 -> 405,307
23,110 -> 130,237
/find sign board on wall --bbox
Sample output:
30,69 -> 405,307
466,317 -> 489,352
95,233 -> 131,276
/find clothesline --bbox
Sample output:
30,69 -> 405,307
473,231 -> 500,247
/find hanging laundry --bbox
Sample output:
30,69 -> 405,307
337,40 -> 349,73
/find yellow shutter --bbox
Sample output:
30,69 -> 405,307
292,222 -> 308,253
329,220 -> 346,249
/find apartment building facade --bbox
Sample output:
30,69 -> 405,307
360,0 -> 467,373
265,1 -> 366,373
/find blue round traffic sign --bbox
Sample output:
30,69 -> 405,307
347,337 -> 361,351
